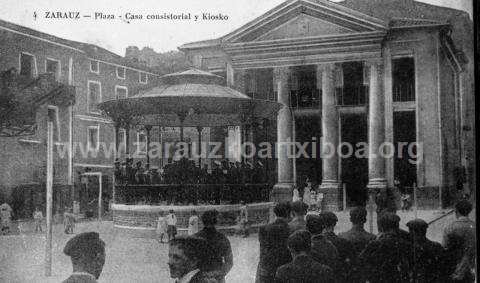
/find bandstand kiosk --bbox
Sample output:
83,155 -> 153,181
99,69 -> 281,233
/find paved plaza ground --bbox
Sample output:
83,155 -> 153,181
0,209 -> 473,283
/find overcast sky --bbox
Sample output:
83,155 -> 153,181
0,0 -> 473,55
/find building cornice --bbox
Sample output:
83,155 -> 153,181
224,31 -> 385,69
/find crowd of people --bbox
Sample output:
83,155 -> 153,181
60,199 -> 475,283
256,200 -> 476,283
114,157 -> 268,185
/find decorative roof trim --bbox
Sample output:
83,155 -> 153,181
221,0 -> 387,43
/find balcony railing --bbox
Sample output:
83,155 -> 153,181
393,82 -> 415,102
336,85 -> 368,106
114,183 -> 272,205
290,89 -> 320,109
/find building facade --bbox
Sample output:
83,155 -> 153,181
0,19 -> 162,217
179,0 -> 475,209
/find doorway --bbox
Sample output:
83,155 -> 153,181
341,114 -> 368,206
393,111 -> 417,188
79,173 -> 103,220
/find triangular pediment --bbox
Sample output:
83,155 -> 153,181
222,0 -> 387,43
256,13 -> 353,41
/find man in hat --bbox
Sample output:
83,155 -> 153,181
62,232 -> 105,283
306,214 -> 339,271
255,202 -> 292,283
275,230 -> 334,283
358,212 -> 414,283
194,210 -> 233,282
443,199 -> 476,282
407,218 -> 447,282
318,211 -> 355,282
168,236 -> 218,283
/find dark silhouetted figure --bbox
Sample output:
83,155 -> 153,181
407,218 -> 447,283
359,212 -> 414,283
274,230 -> 334,283
62,232 -> 106,283
288,201 -> 307,233
256,202 -> 292,283
338,207 -> 376,282
306,214 -> 339,271
443,200 -> 476,283
319,211 -> 356,282
338,207 -> 376,256
168,236 -> 218,283
195,210 -> 233,283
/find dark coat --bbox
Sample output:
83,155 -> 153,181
443,216 -> 476,282
62,274 -> 97,283
338,226 -> 376,257
411,237 -> 448,283
256,218 -> 292,283
323,231 -> 356,282
274,254 -> 334,283
358,232 -> 414,283
189,271 -> 219,283
194,227 -> 233,280
310,234 -> 339,270
338,227 -> 376,282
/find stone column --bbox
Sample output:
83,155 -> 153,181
145,125 -> 152,167
226,61 -> 235,88
366,59 -> 387,230
272,66 -> 295,202
318,63 -> 342,210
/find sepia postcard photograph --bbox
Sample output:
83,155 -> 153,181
0,0 -> 476,282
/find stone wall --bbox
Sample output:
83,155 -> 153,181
112,202 -> 273,230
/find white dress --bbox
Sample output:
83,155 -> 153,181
292,189 -> 301,202
187,215 -> 199,235
303,189 -> 312,206
156,216 -> 167,235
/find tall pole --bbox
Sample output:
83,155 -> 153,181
197,126 -> 203,168
98,175 -> 103,221
45,121 -> 53,276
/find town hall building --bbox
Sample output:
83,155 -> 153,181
179,0 -> 475,209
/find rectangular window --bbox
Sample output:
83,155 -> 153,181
118,129 -> 126,154
47,106 -> 60,141
116,67 -> 126,79
46,58 -> 61,81
115,86 -> 128,99
136,131 -> 147,155
20,52 -> 36,77
87,126 -> 100,151
88,81 -> 102,114
392,57 -> 415,102
139,72 -> 147,84
90,60 -> 99,74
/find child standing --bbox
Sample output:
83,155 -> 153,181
239,202 -> 249,237
33,207 -> 43,232
165,209 -> 177,242
156,213 -> 167,243
63,208 -> 75,234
